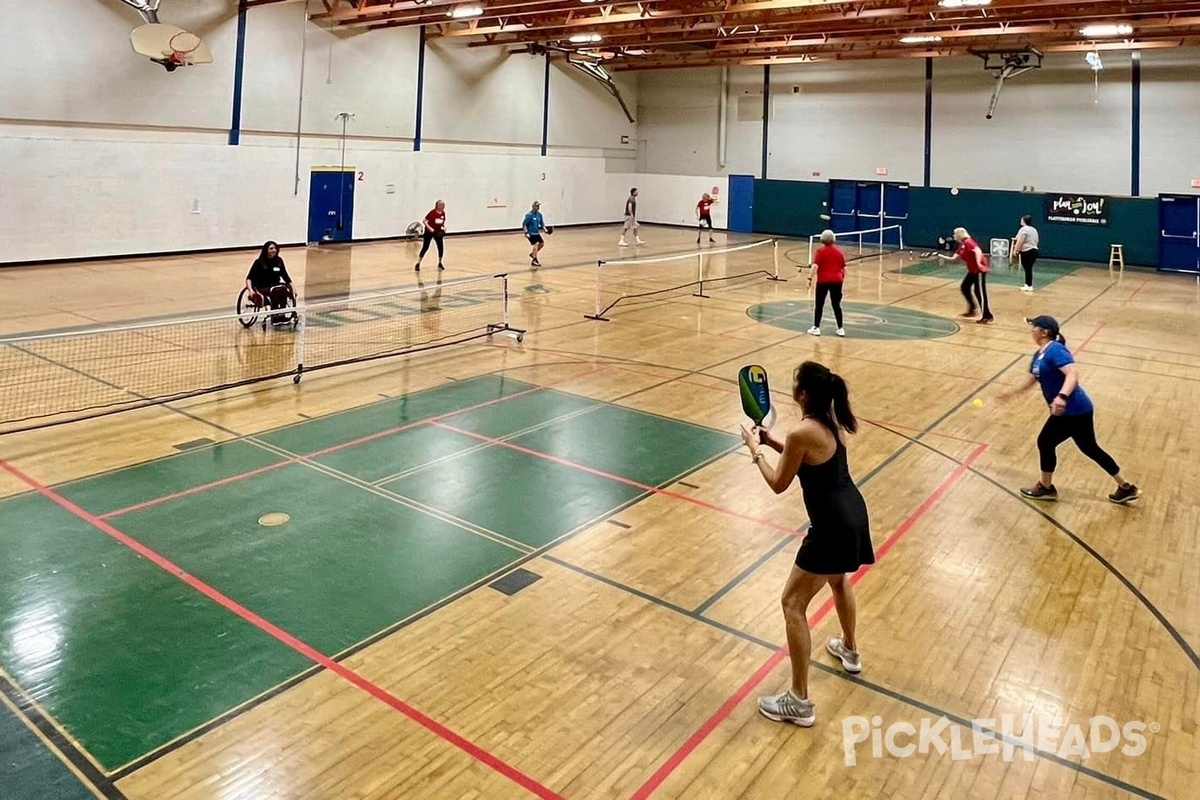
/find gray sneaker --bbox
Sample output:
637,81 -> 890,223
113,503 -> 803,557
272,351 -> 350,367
757,690 -> 815,727
826,637 -> 862,673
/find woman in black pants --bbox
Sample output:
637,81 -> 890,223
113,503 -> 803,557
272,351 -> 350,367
1011,215 -> 1039,292
999,315 -> 1140,504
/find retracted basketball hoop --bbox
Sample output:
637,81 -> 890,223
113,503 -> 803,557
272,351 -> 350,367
130,23 -> 213,71
972,46 -> 1042,120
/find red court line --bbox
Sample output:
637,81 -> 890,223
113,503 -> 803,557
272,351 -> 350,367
101,366 -> 610,520
628,442 -> 987,800
861,417 -> 987,447
431,421 -> 803,536
0,456 -> 564,800
1121,279 -> 1149,308
1073,322 -> 1107,356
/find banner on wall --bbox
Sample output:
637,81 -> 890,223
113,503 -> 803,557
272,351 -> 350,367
1044,194 -> 1109,226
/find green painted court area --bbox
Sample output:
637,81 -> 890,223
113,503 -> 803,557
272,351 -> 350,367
894,257 -> 1081,287
0,375 -> 736,774
748,300 -> 960,339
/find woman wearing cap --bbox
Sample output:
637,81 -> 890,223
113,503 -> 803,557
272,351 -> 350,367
807,230 -> 847,337
1011,215 -> 1039,292
999,315 -> 1140,504
939,227 -> 993,324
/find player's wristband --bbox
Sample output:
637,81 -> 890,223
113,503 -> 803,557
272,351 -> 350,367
1056,393 -> 1070,400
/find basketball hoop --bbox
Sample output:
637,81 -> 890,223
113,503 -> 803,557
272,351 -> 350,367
164,30 -> 201,67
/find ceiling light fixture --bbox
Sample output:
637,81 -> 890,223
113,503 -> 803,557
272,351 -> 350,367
569,33 -> 603,44
938,0 -> 992,8
1080,23 -> 1133,37
447,5 -> 483,19
899,35 -> 943,44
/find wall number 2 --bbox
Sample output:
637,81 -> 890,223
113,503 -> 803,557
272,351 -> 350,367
357,171 -> 364,182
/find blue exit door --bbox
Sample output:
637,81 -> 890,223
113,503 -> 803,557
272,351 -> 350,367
829,180 -> 909,245
308,168 -> 356,244
727,175 -> 755,233
1159,194 -> 1200,273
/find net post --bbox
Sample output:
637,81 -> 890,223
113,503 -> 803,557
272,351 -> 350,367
584,260 -> 610,321
293,305 -> 306,385
501,272 -> 511,329
767,238 -> 785,282
807,235 -> 815,267
693,251 -> 708,298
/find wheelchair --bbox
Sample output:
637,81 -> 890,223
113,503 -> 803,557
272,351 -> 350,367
237,285 -> 299,330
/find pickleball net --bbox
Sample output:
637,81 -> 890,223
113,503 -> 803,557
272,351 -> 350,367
0,273 -> 523,434
584,238 -> 781,321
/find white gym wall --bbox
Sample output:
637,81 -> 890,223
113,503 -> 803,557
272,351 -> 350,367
634,48 -> 1200,198
0,0 -> 637,263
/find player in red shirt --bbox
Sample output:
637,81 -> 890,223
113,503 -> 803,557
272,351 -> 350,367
939,226 -> 992,323
696,193 -> 716,244
415,200 -> 447,272
806,230 -> 847,337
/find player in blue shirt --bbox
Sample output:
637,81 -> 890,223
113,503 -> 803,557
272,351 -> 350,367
522,201 -> 549,267
999,315 -> 1139,504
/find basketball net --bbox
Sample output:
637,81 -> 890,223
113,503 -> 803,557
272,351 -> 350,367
164,31 -> 201,66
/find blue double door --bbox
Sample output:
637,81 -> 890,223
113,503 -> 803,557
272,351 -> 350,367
1159,194 -> 1200,273
828,180 -> 908,245
307,168 -> 356,244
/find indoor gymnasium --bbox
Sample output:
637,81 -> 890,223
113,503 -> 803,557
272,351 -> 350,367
2,1 -> 1199,798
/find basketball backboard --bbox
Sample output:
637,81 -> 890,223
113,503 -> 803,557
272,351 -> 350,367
130,23 -> 213,70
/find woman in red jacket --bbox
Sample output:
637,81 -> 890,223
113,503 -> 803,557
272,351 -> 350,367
940,227 -> 993,324
415,200 -> 447,272
807,230 -> 846,337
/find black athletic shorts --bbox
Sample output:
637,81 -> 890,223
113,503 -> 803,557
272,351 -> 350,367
527,234 -> 544,245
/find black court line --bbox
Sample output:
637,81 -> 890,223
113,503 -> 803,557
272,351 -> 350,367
676,481 -> 700,489
606,519 -> 632,529
872,417 -> 1200,672
541,555 -> 1166,800
0,673 -> 125,799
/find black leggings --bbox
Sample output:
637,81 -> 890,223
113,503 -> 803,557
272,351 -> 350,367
960,272 -> 992,318
1019,249 -> 1039,286
814,282 -> 844,327
698,215 -> 713,231
419,230 -> 445,260
1037,412 -> 1120,476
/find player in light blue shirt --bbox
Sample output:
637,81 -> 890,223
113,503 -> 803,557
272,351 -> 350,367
523,201 -> 548,267
999,315 -> 1139,504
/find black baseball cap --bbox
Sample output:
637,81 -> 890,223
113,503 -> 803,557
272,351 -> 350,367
1025,315 -> 1060,335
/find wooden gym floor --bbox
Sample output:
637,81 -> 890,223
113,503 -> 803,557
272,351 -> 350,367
0,224 -> 1196,800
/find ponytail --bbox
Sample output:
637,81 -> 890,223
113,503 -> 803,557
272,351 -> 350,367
1056,333 -> 1067,346
830,373 -> 858,434
794,361 -> 858,435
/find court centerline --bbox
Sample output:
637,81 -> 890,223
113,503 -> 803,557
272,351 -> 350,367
0,456 -> 566,800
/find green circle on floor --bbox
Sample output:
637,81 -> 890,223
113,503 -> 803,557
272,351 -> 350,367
747,301 -> 959,340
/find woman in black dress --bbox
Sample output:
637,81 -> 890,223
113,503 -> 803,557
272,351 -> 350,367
740,361 -> 875,727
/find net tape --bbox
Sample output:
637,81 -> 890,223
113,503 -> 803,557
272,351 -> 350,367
0,273 -> 520,434
587,238 -> 779,320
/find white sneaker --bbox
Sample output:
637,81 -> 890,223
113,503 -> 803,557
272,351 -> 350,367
636,238 -> 646,245
836,328 -> 846,337
758,690 -> 815,727
1020,285 -> 1033,292
618,239 -> 629,247
807,326 -> 821,336
826,637 -> 862,673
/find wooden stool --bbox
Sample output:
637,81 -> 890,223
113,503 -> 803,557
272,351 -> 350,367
1109,244 -> 1125,277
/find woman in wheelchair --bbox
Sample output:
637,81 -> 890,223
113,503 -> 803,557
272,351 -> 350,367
245,241 -> 295,326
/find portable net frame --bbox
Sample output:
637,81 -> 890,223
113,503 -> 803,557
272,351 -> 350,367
805,225 -> 905,266
0,273 -> 523,435
585,238 -> 781,321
